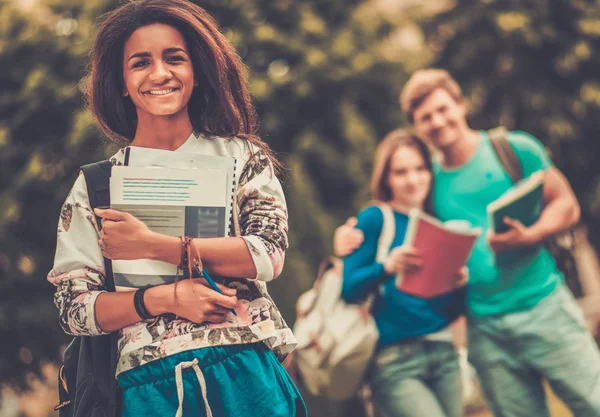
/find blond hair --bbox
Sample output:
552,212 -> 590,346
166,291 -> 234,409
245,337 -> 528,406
370,129 -> 434,212
400,69 -> 463,122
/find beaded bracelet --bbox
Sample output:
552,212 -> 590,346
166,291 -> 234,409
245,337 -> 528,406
178,236 -> 193,274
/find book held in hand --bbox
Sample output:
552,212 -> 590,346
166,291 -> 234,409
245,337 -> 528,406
487,170 -> 544,234
124,145 -> 237,233
395,209 -> 481,298
109,164 -> 231,291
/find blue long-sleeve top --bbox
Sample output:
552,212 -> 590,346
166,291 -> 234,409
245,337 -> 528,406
342,206 -> 465,347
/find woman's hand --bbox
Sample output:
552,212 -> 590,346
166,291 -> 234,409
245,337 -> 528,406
383,246 -> 422,275
453,266 -> 469,288
95,208 -> 156,260
333,217 -> 364,257
154,279 -> 238,324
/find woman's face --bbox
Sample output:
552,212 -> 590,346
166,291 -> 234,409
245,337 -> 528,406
122,23 -> 195,121
386,145 -> 432,209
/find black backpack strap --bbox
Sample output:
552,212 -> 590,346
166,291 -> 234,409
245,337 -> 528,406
488,126 -> 523,184
79,160 -> 121,417
79,160 -> 113,289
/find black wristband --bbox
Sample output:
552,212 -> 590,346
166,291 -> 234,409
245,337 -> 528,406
133,286 -> 154,321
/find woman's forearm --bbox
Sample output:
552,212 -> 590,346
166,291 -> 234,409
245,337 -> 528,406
95,285 -> 172,332
146,233 -> 257,278
195,237 -> 256,278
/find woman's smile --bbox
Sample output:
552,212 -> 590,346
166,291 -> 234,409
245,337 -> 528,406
144,87 -> 180,96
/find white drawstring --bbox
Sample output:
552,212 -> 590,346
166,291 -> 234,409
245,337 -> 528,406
174,358 -> 213,417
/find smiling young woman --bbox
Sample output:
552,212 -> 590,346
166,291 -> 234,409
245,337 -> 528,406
336,129 -> 467,417
48,1 -> 304,416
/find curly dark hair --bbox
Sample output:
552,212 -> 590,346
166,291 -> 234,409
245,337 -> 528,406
83,0 -> 279,168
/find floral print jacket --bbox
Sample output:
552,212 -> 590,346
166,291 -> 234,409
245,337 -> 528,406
48,133 -> 296,375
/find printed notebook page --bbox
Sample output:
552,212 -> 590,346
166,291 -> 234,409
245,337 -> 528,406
109,166 -> 227,291
124,146 -> 236,237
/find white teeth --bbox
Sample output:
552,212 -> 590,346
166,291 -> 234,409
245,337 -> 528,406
147,88 -> 175,95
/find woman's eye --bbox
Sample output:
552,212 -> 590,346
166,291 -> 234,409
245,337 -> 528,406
131,60 -> 149,69
166,55 -> 185,63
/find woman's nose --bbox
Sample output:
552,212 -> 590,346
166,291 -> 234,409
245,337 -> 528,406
149,61 -> 172,83
406,171 -> 419,185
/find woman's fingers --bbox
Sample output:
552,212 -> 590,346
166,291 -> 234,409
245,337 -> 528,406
210,305 -> 235,315
94,208 -> 130,222
204,312 -> 227,323
213,292 -> 238,309
188,279 -> 238,308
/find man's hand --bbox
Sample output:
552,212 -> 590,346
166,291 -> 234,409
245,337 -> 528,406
487,217 -> 539,253
333,217 -> 364,257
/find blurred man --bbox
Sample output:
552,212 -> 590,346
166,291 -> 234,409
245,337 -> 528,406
334,69 -> 600,417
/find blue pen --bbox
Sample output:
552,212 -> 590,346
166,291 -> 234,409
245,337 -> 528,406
201,268 -> 237,316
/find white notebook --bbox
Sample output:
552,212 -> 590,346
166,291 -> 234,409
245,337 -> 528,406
108,147 -> 237,292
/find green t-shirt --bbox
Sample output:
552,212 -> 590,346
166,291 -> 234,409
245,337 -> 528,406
433,130 -> 562,317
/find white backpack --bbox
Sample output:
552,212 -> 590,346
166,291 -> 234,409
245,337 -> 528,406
292,205 -> 396,400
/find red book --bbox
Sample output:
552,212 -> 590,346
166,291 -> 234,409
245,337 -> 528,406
395,209 -> 481,298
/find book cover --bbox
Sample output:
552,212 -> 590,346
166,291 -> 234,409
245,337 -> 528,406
109,166 -> 228,291
487,170 -> 544,234
395,209 -> 481,298
124,146 -> 237,237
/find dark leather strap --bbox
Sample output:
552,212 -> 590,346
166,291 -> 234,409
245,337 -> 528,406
488,126 -> 523,183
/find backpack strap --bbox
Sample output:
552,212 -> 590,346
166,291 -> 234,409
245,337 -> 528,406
79,160 -> 114,289
79,160 -> 121,417
376,204 -> 396,263
488,126 -> 523,184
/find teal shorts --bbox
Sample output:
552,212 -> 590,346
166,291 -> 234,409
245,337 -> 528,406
118,343 -> 307,417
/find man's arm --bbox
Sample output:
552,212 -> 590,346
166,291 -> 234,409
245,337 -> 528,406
531,167 -> 580,238
488,167 -> 580,253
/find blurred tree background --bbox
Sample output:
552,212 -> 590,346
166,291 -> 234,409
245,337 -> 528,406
0,0 -> 598,415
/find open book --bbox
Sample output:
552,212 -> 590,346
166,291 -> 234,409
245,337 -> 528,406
487,170 -> 544,234
395,209 -> 481,298
109,164 -> 232,292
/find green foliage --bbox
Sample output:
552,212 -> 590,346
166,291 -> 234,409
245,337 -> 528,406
0,0 -> 118,388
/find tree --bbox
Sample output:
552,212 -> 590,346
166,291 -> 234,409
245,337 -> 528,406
0,0 -> 118,388
422,0 -> 600,248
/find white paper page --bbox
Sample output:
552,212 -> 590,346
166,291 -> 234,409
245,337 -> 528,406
108,166 -> 227,290
110,166 -> 226,207
125,147 -> 236,235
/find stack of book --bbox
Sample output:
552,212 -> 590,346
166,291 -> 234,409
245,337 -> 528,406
109,146 -> 236,292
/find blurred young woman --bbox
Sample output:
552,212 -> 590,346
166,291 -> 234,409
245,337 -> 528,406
48,1 -> 304,416
341,129 -> 465,417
